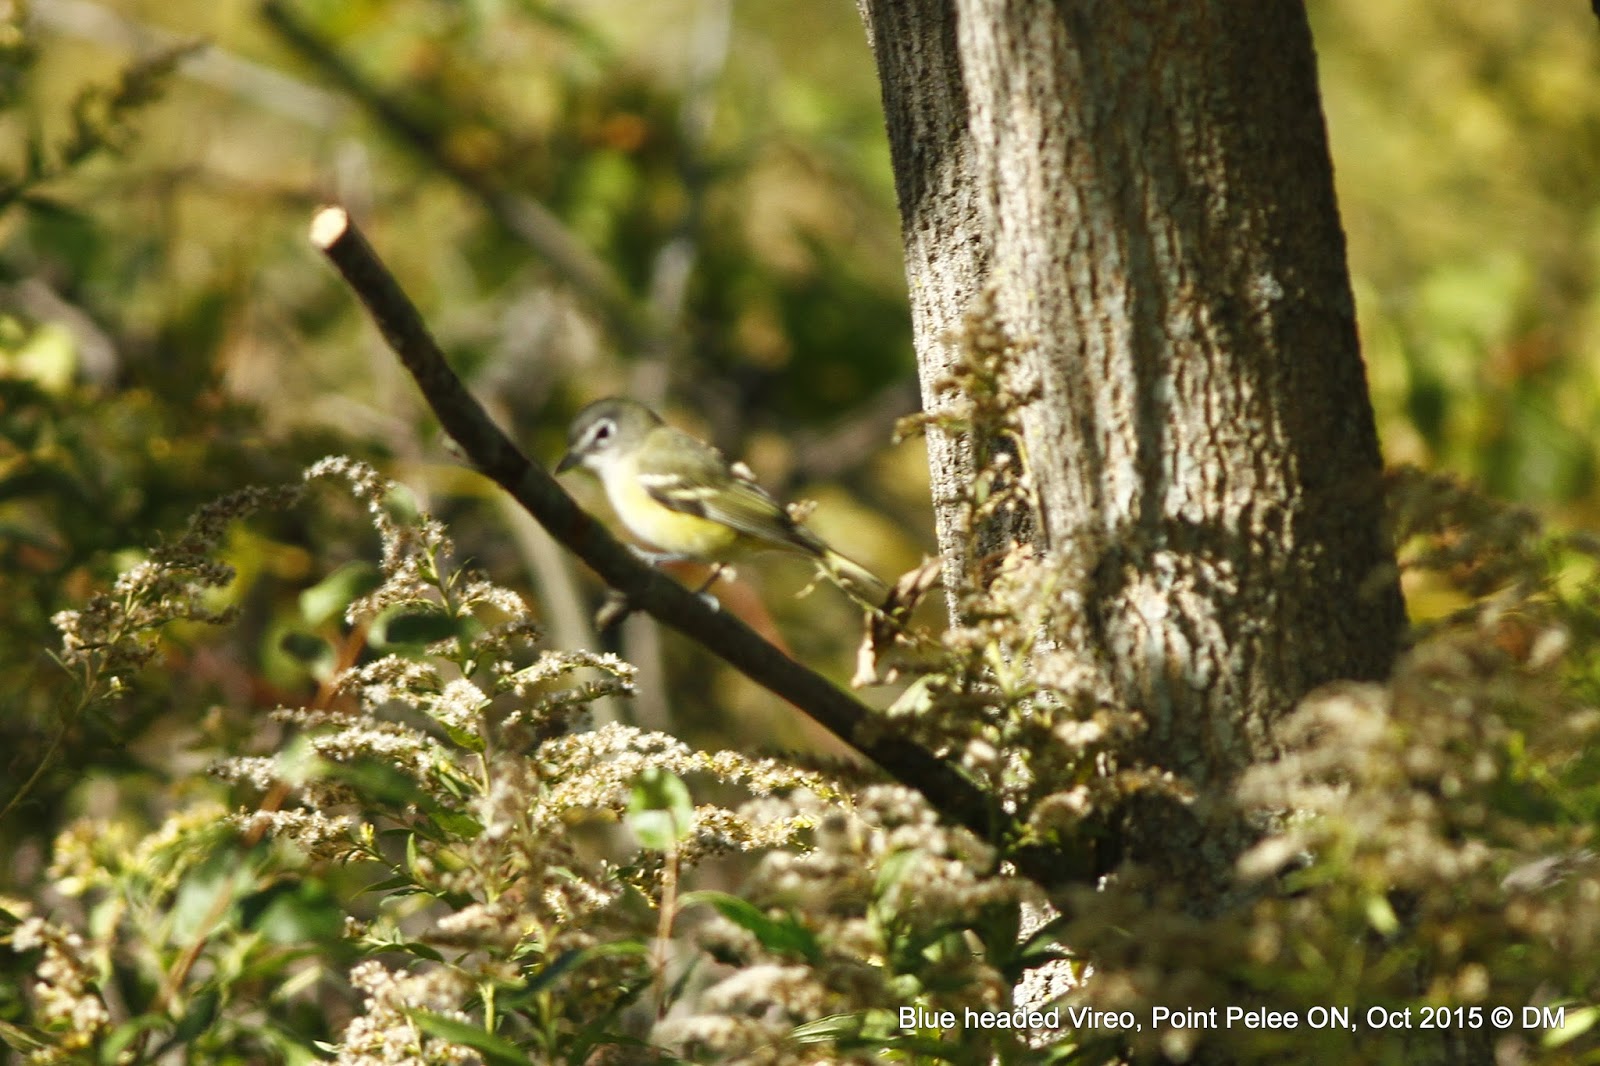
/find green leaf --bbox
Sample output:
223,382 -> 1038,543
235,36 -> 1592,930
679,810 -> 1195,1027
382,483 -> 424,525
324,758 -> 433,810
278,629 -> 334,668
100,1014 -> 172,1063
515,941 -> 650,999
160,989 -> 220,1053
887,676 -> 935,717
790,1011 -> 956,1057
5,321 -> 77,392
360,874 -> 419,894
429,810 -> 485,839
404,1010 -> 531,1066
1544,1005 -> 1597,1048
441,723 -> 486,754
972,899 -> 1022,959
0,1018 -> 47,1055
299,561 -> 381,627
238,879 -> 345,945
790,1012 -> 867,1043
680,891 -> 820,963
387,941 -> 444,963
626,768 -> 694,850
1364,894 -> 1399,937
171,849 -> 252,941
518,948 -> 585,998
373,607 -> 462,647
873,847 -> 921,912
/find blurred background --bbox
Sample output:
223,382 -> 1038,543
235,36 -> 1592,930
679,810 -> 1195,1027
2,0 -> 1598,862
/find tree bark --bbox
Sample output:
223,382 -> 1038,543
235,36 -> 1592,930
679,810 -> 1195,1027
859,1 -> 1406,898
856,1 -> 1027,599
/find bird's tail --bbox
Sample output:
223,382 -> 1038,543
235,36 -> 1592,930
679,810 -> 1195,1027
820,548 -> 889,609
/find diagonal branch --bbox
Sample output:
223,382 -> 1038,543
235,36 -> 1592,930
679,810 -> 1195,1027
305,205 -> 1048,869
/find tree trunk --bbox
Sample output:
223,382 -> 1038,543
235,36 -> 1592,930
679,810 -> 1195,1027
856,0 -> 1012,597
858,1 -> 1406,898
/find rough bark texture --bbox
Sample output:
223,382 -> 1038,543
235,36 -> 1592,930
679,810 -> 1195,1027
860,0 -> 1406,899
856,1 -> 1010,595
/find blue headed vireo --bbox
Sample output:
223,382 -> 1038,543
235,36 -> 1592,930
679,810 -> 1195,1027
556,398 -> 887,605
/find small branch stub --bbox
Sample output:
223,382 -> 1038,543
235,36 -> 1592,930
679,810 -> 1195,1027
309,204 -> 350,249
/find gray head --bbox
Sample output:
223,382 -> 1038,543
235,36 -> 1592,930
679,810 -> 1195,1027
555,397 -> 664,474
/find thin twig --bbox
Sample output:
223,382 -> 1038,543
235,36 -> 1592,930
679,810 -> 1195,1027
307,205 -> 1016,861
785,378 -> 923,489
0,722 -> 67,826
262,0 -> 668,357
35,0 -> 344,126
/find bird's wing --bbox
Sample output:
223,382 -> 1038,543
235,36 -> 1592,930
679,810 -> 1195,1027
634,429 -> 824,555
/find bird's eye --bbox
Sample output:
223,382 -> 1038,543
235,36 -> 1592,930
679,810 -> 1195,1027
592,420 -> 613,444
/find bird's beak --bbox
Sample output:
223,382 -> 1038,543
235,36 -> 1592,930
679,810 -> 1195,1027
555,450 -> 580,474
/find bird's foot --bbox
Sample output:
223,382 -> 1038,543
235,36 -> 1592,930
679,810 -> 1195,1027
627,545 -> 695,567
594,589 -> 635,632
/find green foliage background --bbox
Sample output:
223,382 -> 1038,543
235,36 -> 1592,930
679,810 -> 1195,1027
2,0 -> 1599,1061
1314,4 -> 1600,511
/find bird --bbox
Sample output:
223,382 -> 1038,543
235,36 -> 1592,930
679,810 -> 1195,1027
555,397 -> 887,606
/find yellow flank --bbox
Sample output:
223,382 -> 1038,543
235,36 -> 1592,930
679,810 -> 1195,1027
558,396 -> 887,607
601,456 -> 743,559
